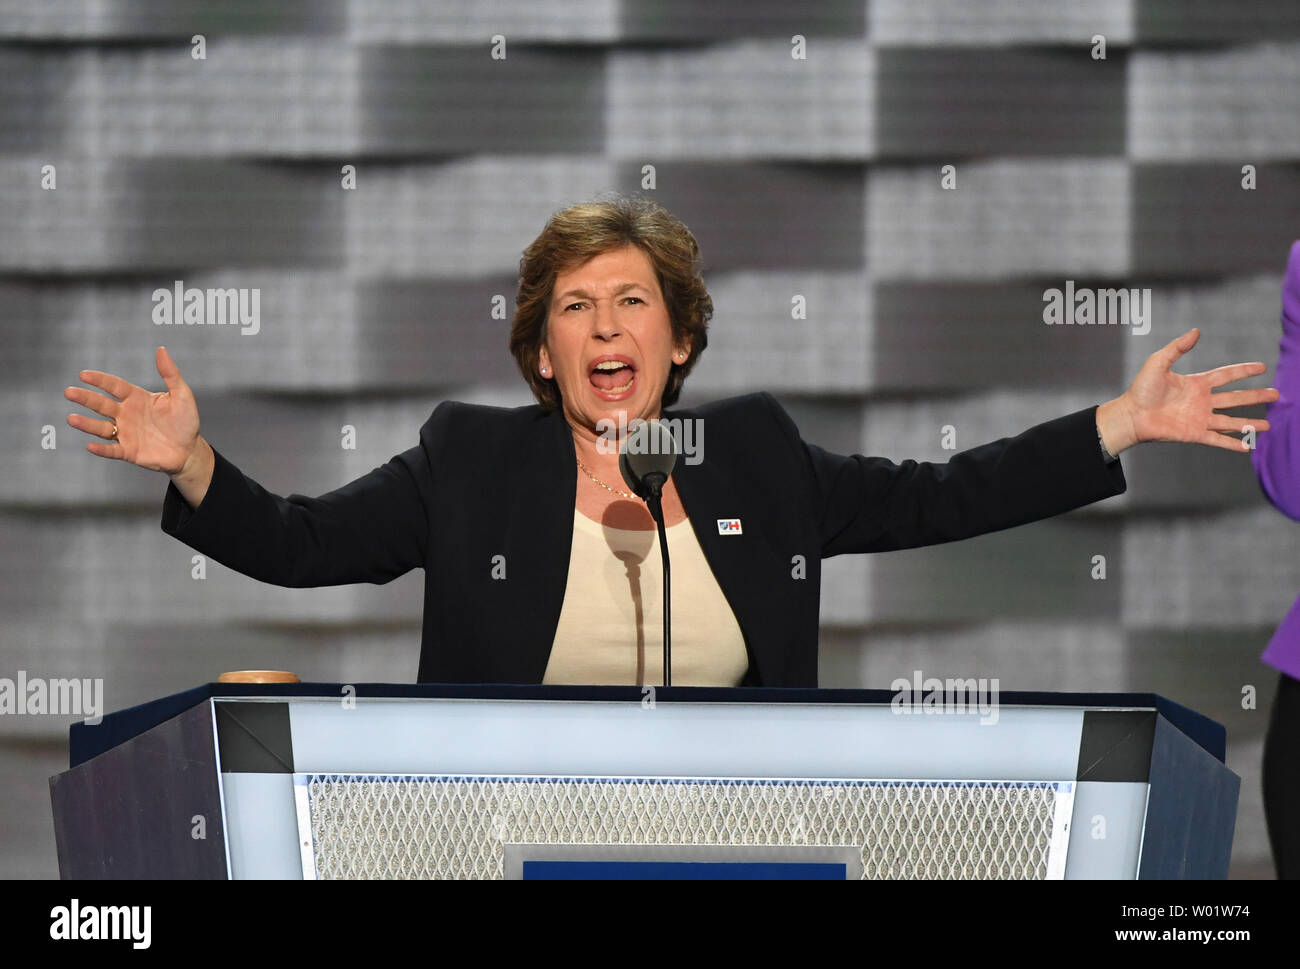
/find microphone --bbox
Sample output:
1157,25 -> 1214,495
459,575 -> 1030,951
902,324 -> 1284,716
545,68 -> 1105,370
619,420 -> 680,687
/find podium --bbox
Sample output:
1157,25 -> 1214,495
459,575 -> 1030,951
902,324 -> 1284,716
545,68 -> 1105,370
49,684 -> 1239,879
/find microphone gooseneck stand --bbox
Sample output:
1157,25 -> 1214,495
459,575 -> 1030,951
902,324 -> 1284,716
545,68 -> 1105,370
640,471 -> 671,687
619,419 -> 680,689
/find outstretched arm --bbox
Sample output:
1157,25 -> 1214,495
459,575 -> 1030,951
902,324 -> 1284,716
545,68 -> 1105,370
158,440 -> 431,589
784,329 -> 1277,556
805,403 -> 1127,556
67,348 -> 432,588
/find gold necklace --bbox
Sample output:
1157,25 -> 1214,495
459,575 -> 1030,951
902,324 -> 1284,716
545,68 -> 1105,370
576,456 -> 638,499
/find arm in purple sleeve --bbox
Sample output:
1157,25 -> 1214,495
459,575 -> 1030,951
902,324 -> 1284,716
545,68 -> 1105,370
1253,240 -> 1300,520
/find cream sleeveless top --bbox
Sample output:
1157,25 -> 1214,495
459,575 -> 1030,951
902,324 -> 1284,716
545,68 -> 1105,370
542,508 -> 749,686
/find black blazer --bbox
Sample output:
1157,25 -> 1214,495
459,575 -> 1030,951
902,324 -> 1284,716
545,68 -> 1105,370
161,392 -> 1126,687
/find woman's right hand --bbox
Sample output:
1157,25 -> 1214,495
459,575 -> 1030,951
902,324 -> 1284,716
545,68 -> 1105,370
65,346 -> 204,478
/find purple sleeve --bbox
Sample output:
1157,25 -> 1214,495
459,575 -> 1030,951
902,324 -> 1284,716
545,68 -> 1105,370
1252,240 -> 1300,521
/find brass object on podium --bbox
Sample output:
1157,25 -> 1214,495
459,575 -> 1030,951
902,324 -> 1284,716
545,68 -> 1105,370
217,670 -> 301,683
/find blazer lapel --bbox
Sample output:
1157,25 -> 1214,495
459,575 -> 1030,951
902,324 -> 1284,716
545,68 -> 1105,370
671,425 -> 784,688
512,407 -> 577,682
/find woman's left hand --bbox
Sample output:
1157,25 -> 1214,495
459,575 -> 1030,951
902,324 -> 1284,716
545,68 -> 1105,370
1097,328 -> 1280,456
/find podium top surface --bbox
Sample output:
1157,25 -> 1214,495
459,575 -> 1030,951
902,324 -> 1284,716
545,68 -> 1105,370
68,682 -> 1227,769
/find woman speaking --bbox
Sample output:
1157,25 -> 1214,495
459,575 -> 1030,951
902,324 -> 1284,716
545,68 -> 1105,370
63,196 -> 1278,688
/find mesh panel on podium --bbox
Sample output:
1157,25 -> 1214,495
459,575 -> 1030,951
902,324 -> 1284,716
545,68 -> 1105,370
293,774 -> 1073,879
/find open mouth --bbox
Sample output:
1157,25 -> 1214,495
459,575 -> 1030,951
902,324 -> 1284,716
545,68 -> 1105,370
589,357 -> 637,398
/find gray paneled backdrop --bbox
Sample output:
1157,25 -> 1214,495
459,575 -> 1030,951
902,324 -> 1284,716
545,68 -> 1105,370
2,1 -> 1299,879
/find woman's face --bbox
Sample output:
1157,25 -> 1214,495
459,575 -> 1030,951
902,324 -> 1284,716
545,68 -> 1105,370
539,244 -> 689,440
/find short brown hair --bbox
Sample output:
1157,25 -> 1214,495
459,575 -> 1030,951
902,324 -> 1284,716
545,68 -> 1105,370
509,194 -> 712,411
